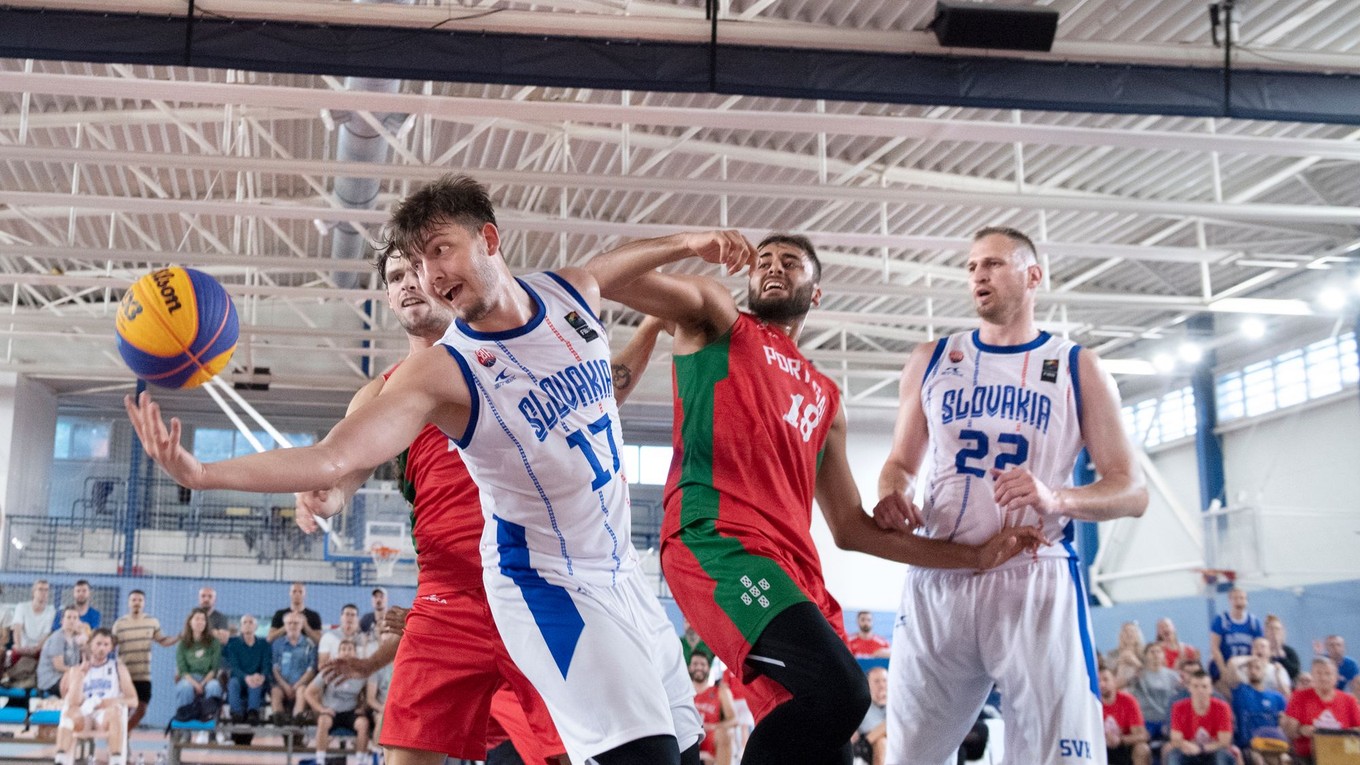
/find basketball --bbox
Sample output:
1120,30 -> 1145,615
115,267 -> 239,389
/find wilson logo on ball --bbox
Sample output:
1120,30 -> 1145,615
115,267 -> 239,390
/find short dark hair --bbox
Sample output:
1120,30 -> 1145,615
74,579 -> 90,588
757,233 -> 821,282
386,174 -> 497,261
129,589 -> 145,597
974,226 -> 1037,263
342,603 -> 359,614
371,588 -> 386,596
63,606 -> 80,616
90,627 -> 116,647
1186,669 -> 1211,682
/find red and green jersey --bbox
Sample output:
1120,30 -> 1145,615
663,312 -> 840,554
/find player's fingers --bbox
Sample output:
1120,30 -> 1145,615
903,503 -> 925,528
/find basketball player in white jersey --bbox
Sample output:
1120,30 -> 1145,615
55,628 -> 137,765
874,227 -> 1148,765
125,174 -> 754,765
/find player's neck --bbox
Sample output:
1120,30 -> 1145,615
464,275 -> 535,335
757,314 -> 808,344
975,319 -> 1039,348
406,332 -> 440,355
1317,687 -> 1335,701
1191,697 -> 1211,713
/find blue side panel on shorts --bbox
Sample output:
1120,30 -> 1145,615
1063,540 -> 1099,699
495,515 -> 585,679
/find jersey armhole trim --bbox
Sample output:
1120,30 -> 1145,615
1069,345 -> 1084,427
442,345 -> 480,449
543,271 -> 601,325
922,338 -> 948,383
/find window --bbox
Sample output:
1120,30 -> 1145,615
1215,332 -> 1357,425
53,417 -> 112,460
191,428 -> 316,461
1122,386 -> 1196,449
619,444 -> 674,486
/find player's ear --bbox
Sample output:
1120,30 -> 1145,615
480,222 -> 501,258
1026,263 -> 1043,289
810,284 -> 823,308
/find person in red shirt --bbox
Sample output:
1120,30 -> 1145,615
1167,670 -> 1235,765
1100,667 -> 1151,765
1158,618 -> 1201,670
689,653 -> 735,765
1282,657 -> 1360,762
846,611 -> 891,659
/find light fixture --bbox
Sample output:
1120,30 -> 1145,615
10,537 -> 23,551
1241,317 -> 1266,340
1319,286 -> 1347,311
1351,272 -> 1360,295
1152,354 -> 1177,374
1177,342 -> 1204,364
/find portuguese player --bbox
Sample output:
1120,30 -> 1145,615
586,231 -> 1046,765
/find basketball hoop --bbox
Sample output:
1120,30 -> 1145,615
1197,568 -> 1237,593
370,544 -> 401,580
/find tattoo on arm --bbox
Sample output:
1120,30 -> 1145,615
612,363 -> 633,391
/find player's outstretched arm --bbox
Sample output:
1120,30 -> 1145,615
124,345 -> 468,493
817,406 -> 1045,569
874,343 -> 935,531
992,349 -> 1148,522
294,376 -> 388,533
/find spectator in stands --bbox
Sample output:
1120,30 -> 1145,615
1282,657 -> 1360,763
1320,635 -> 1359,692
318,604 -> 373,667
270,611 -> 317,724
3,578 -> 53,689
847,611 -> 891,659
358,589 -> 386,636
1100,666 -> 1151,765
268,582 -> 322,644
1224,655 -> 1290,765
851,666 -> 887,765
1107,622 -> 1147,688
305,638 -> 374,765
1166,670 -> 1235,765
54,628 -> 136,765
1127,643 -> 1180,745
689,652 -> 735,765
110,589 -> 176,729
174,607 -> 224,715
1227,637 -> 1292,697
680,618 -> 712,665
51,579 -> 99,631
37,606 -> 87,697
1265,614 -> 1300,683
224,614 -> 271,724
197,587 -> 231,644
1157,617 -> 1201,669
1210,588 -> 1263,682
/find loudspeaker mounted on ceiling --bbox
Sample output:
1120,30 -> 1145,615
930,1 -> 1060,53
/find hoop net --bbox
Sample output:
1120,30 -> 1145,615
370,544 -> 401,579
1198,568 -> 1237,593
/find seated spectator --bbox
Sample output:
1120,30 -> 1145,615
1264,615 -> 1300,683
37,607 -> 87,697
847,612 -> 891,659
224,614 -> 271,724
271,611 -> 317,724
51,580 -> 100,631
318,604 -> 373,667
1210,588 -> 1263,682
1127,643 -> 1180,744
268,583 -> 322,644
54,629 -> 136,765
358,589 -> 386,637
1100,666 -> 1151,765
1166,670 -> 1234,765
1225,655 -> 1289,765
852,666 -> 887,765
1107,622 -> 1147,688
174,608 -> 224,716
110,589 -> 176,729
1157,617 -> 1201,669
3,579 -> 54,689
1228,637 -> 1291,697
690,652 -> 735,765
197,587 -> 232,644
1282,657 -> 1360,764
1320,635 -> 1359,692
305,639 -> 374,765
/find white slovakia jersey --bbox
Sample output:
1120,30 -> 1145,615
81,659 -> 120,703
439,272 -> 637,586
919,330 -> 1086,567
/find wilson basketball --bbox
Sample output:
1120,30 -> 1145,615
115,267 -> 239,389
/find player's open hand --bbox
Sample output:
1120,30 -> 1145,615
124,391 -> 206,490
294,488 -> 344,534
320,656 -> 369,682
871,492 -> 923,531
990,467 -> 1060,518
687,230 -> 757,276
974,525 -> 1048,571
380,606 -> 409,638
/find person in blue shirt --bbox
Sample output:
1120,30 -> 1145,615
224,614 -> 272,723
50,580 -> 100,631
1224,654 -> 1288,762
1210,588 -> 1262,682
1322,635 -> 1359,692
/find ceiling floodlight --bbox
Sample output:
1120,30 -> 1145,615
1152,354 -> 1177,374
1177,343 -> 1204,364
1240,317 -> 1266,340
1319,286 -> 1347,311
